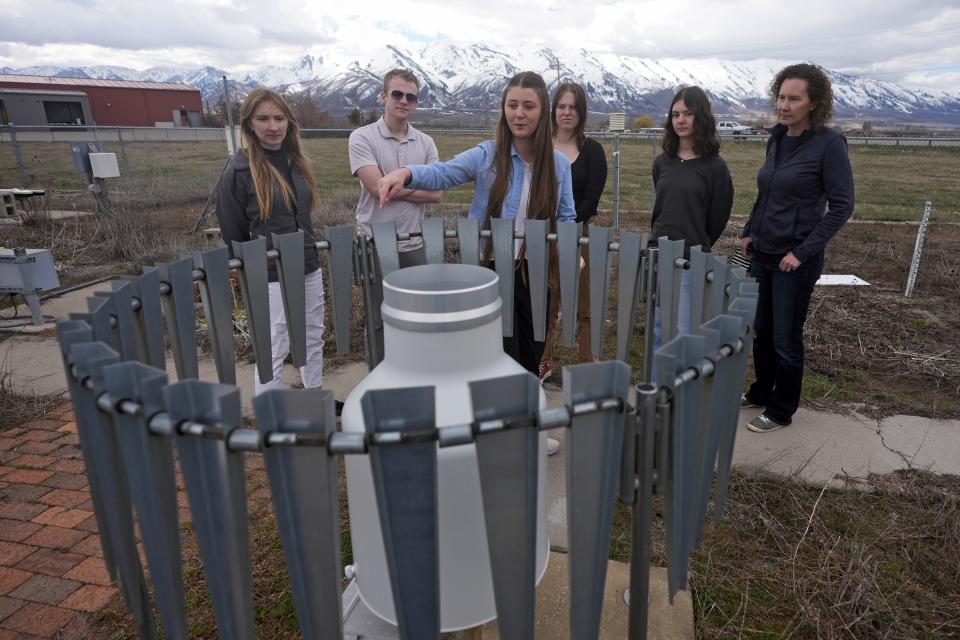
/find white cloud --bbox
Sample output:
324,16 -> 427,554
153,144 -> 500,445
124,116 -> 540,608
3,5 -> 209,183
1,0 -> 959,93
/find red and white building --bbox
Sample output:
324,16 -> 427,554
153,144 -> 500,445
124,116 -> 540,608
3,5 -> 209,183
0,74 -> 203,128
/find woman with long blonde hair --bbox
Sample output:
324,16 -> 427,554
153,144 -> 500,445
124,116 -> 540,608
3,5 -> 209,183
215,87 -> 329,397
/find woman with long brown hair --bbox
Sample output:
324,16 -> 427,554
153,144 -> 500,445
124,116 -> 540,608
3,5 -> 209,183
378,71 -> 576,375
538,81 -> 608,381
651,85 -> 733,351
215,87 -> 328,396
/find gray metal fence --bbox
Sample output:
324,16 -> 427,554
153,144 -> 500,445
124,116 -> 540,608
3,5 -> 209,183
59,219 -> 756,639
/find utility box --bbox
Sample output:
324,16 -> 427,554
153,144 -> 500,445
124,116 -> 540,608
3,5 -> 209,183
609,112 -> 626,132
0,248 -> 59,293
71,142 -> 103,174
0,248 -> 60,325
89,153 -> 121,179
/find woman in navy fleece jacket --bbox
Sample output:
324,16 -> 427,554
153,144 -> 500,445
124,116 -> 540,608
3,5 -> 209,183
740,63 -> 855,432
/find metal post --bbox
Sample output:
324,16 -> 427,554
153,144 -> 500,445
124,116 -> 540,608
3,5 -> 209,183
362,387 -> 440,640
627,383 -> 658,639
641,248 -> 658,384
904,200 -> 933,298
12,248 -> 45,324
9,123 -> 28,188
612,132 -> 621,229
117,128 -> 128,169
565,361 -> 630,639
469,374 -> 540,639
223,75 -> 237,154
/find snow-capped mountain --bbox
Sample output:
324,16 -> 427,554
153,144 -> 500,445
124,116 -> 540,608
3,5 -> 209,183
6,42 -> 960,122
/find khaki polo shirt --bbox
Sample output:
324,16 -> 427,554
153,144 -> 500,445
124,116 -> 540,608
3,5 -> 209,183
348,118 -> 439,251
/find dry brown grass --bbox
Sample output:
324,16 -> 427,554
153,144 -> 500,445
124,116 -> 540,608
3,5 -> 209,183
690,470 -> 960,639
608,469 -> 960,639
0,352 -> 64,430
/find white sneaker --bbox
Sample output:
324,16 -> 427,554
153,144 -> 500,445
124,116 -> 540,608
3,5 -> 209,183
547,437 -> 560,456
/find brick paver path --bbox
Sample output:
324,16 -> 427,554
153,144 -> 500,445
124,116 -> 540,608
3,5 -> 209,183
0,404 -> 114,638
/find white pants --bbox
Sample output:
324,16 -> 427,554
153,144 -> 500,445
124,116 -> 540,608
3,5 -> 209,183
254,268 -> 325,395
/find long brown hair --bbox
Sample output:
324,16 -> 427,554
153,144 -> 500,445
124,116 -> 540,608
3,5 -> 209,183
239,87 -> 318,220
660,86 -> 720,158
552,82 -> 588,150
484,72 -> 558,241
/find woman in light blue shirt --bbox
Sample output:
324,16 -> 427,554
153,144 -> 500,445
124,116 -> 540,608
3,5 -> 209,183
379,71 -> 575,376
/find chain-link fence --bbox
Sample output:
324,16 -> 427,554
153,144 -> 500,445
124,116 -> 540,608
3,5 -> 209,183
2,125 -> 959,224
605,133 -> 960,223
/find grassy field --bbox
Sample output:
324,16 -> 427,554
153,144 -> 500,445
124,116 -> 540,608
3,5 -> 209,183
3,133 -> 959,222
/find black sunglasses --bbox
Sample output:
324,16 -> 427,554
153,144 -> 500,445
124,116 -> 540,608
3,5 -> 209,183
389,90 -> 419,103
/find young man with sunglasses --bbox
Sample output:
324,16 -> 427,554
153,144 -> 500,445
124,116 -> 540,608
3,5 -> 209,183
349,69 -> 441,355
349,68 -> 441,261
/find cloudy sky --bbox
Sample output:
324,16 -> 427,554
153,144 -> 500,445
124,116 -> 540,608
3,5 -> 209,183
2,0 -> 959,93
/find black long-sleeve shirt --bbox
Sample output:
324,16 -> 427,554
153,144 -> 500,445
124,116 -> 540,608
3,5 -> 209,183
651,153 -> 733,254
571,137 -> 608,223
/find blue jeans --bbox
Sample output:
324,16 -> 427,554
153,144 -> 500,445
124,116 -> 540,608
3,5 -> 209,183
651,269 -> 691,384
746,250 -> 824,424
653,269 -> 692,351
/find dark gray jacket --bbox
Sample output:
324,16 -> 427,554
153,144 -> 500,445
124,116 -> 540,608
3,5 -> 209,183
742,124 -> 854,262
215,150 -> 320,281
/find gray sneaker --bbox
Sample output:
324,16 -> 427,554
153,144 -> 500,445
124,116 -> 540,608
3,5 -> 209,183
747,413 -> 790,433
740,394 -> 764,409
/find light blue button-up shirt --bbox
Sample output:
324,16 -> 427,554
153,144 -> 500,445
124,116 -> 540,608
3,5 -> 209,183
407,140 -> 576,223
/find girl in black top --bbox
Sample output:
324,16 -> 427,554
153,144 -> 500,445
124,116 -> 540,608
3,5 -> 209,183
652,86 -> 733,257
651,85 -> 733,347
215,87 -> 328,396
540,82 -> 608,378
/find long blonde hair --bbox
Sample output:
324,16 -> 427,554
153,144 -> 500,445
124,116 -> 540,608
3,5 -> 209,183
238,87 -> 318,219
483,72 -> 558,261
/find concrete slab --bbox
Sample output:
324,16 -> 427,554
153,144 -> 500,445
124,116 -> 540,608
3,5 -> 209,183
1,279 -> 364,413
37,279 -> 115,320
0,333 -> 363,414
877,414 -> 960,475
0,210 -> 96,226
0,278 -> 114,334
1,335 -> 70,397
480,552 -> 693,639
731,405 -> 960,485
542,382 -> 570,551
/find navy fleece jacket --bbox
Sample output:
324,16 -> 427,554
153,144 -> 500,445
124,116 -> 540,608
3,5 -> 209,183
742,123 -> 855,262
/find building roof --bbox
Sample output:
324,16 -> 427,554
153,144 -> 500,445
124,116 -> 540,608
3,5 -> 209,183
0,87 -> 88,97
0,73 -> 198,92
